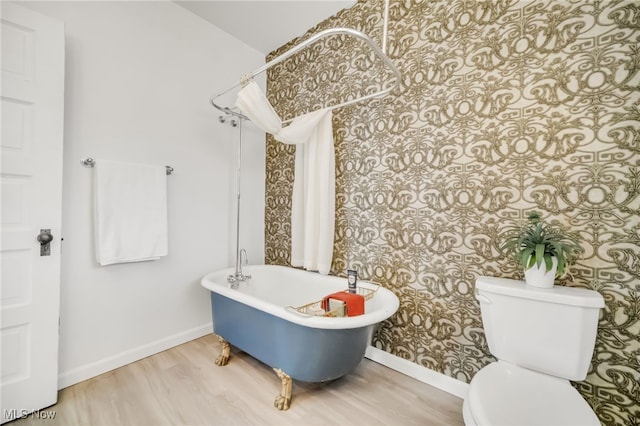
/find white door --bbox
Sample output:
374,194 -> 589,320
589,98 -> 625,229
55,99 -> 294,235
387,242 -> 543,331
1,3 -> 65,423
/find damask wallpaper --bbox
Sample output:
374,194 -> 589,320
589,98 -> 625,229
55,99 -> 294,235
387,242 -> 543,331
263,1 -> 639,424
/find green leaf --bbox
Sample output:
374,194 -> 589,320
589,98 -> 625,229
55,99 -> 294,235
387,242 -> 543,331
535,243 -> 545,267
521,248 -> 534,268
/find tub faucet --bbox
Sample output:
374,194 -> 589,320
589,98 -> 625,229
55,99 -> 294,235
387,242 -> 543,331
228,248 -> 251,285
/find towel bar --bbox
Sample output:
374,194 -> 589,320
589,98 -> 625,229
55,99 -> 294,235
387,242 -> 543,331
81,157 -> 173,175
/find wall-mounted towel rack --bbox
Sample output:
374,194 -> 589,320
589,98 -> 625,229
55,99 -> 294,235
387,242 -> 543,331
81,157 -> 174,175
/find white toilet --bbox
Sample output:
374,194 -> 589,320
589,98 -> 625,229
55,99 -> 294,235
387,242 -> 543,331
463,276 -> 604,426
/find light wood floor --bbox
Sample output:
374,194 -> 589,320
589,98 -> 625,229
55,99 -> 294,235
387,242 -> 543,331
12,334 -> 464,425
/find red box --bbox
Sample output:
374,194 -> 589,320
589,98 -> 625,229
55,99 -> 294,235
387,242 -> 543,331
322,292 -> 365,317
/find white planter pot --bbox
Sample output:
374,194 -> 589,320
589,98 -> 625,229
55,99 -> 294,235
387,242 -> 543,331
524,256 -> 558,289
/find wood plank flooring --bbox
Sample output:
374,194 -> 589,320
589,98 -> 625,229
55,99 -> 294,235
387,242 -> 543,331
11,334 -> 465,425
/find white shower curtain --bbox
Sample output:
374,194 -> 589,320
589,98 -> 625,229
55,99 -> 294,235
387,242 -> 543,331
236,80 -> 335,274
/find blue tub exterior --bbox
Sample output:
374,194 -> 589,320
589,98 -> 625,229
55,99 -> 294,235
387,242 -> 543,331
211,293 -> 374,383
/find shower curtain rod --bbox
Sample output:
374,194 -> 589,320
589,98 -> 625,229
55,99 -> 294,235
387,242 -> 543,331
209,26 -> 400,123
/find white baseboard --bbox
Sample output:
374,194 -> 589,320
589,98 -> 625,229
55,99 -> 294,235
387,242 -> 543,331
57,323 -> 213,389
58,327 -> 468,399
365,346 -> 469,399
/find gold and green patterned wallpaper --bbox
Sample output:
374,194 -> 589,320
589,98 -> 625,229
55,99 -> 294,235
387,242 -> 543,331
263,1 -> 639,423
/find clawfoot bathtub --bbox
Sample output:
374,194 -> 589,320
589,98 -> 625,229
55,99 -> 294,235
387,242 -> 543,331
201,264 -> 399,410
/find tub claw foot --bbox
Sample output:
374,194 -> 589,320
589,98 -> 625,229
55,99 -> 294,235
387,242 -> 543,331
273,368 -> 292,410
215,336 -> 230,366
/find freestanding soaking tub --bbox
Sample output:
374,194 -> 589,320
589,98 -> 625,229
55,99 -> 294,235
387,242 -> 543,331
201,264 -> 399,410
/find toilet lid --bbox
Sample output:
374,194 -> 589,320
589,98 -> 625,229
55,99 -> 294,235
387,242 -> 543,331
467,362 -> 600,426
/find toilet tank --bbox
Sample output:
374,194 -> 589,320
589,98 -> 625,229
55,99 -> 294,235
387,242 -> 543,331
475,276 -> 604,381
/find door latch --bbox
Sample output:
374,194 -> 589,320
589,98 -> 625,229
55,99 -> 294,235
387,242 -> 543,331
37,229 -> 53,256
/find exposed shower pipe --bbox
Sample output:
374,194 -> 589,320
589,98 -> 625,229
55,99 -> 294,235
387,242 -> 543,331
225,117 -> 251,284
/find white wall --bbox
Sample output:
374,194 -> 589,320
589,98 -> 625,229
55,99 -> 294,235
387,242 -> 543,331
18,1 -> 266,388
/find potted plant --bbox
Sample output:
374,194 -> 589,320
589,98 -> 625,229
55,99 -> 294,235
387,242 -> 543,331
501,211 -> 582,288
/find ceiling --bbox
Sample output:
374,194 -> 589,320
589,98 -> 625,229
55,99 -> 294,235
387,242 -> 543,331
175,1 -> 355,54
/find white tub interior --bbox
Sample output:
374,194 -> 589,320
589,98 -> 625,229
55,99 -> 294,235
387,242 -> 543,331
201,265 -> 399,329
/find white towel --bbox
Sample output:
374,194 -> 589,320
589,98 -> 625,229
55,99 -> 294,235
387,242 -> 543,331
94,159 -> 168,266
236,80 -> 335,274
